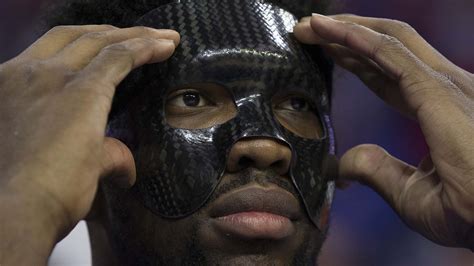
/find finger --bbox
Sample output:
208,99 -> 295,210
296,15 -> 461,74
307,14 -> 474,164
83,37 -> 176,86
67,37 -> 176,126
21,25 -> 118,59
329,15 -> 452,69
296,14 -> 474,99
54,27 -> 180,70
339,144 -> 417,211
295,18 -> 415,116
329,14 -> 474,95
308,14 -> 463,113
101,137 -> 136,188
296,19 -> 397,98
294,17 -> 326,44
323,43 -> 411,116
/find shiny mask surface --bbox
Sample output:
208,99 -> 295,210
132,0 -> 335,229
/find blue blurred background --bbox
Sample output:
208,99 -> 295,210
1,0 -> 473,265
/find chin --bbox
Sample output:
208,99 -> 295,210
100,182 -> 327,266
194,246 -> 321,266
209,254 -> 305,266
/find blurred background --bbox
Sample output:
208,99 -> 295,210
1,0 -> 473,265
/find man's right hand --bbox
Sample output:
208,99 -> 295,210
0,25 -> 180,265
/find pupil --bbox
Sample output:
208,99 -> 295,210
183,93 -> 200,107
291,98 -> 307,111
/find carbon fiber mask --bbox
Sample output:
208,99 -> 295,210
130,0 -> 336,229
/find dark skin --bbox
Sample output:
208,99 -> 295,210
92,81 -> 325,265
0,13 -> 473,265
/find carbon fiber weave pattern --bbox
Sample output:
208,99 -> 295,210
131,0 -> 335,229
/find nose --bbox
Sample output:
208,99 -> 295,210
226,137 -> 292,175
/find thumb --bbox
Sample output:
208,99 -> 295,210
339,144 -> 416,210
101,137 -> 136,189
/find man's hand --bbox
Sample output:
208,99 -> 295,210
0,25 -> 180,264
294,14 -> 474,250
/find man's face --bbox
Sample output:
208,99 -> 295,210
101,56 -> 328,266
100,1 -> 333,264
103,105 -> 326,265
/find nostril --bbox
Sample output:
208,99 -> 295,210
270,160 -> 285,171
238,156 -> 253,169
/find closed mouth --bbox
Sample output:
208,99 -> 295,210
208,184 -> 302,240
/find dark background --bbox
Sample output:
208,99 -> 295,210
1,0 -> 473,265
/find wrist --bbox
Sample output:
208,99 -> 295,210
0,187 -> 65,265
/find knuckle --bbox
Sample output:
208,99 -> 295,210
373,19 -> 417,36
132,26 -> 154,35
101,42 -> 137,66
438,72 -> 459,89
104,38 -> 153,53
437,71 -> 474,95
379,33 -> 402,47
29,61 -> 74,86
339,21 -> 360,46
372,34 -> 403,59
100,24 -> 117,30
103,42 -> 132,54
342,20 -> 359,30
352,144 -> 387,175
134,26 -> 156,36
389,19 -> 417,35
82,31 -> 109,42
0,60 -> 73,95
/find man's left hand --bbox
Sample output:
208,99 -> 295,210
294,14 -> 474,250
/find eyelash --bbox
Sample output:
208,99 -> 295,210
167,90 -> 212,108
276,96 -> 313,112
167,90 -> 313,112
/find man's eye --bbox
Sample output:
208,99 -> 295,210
168,91 -> 209,107
278,97 -> 311,112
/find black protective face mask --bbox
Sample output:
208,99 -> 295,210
130,0 -> 336,230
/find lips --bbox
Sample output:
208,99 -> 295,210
208,185 -> 302,240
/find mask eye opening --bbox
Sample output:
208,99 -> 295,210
271,91 -> 325,140
164,82 -> 237,129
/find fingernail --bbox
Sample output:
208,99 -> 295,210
312,13 -> 335,21
159,38 -> 178,47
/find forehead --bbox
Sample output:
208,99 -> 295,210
137,0 -> 325,97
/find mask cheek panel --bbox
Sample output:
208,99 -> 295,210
135,123 -> 233,217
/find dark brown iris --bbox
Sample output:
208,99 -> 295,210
290,97 -> 308,111
183,93 -> 201,107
